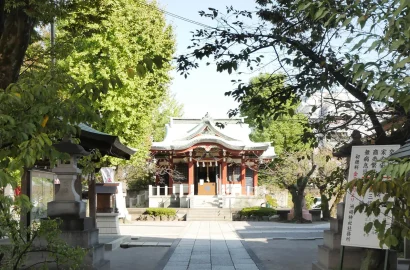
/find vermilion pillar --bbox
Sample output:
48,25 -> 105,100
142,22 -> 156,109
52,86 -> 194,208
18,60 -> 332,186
188,161 -> 194,195
221,161 -> 227,194
241,162 -> 246,195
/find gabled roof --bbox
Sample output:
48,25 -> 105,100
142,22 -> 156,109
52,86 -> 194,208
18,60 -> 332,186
151,114 -> 275,158
78,123 -> 136,160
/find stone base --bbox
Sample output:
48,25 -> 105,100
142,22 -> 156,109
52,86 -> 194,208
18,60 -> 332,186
96,213 -> 120,235
46,217 -> 94,231
288,209 -> 312,221
47,200 -> 86,219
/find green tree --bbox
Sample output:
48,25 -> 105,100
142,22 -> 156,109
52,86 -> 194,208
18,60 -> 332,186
176,0 -> 410,146
152,91 -> 184,142
311,148 -> 346,220
1,0 -> 174,267
58,0 -> 175,162
261,151 -> 317,222
240,73 -> 311,155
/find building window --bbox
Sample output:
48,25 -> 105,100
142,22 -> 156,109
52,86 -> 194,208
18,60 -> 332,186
228,164 -> 241,182
174,163 -> 188,182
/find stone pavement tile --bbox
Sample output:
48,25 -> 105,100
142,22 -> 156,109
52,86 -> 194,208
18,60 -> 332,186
234,264 -> 259,270
174,247 -> 193,253
193,246 -> 210,252
211,266 -> 235,270
210,257 -> 233,266
169,255 -> 191,262
230,252 -> 250,258
187,263 -> 212,270
233,258 -> 256,265
192,251 -> 210,256
166,261 -> 189,267
163,266 -> 188,270
190,255 -> 211,264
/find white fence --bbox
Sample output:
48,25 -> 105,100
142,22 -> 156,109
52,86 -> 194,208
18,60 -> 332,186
149,184 -> 189,197
128,190 -> 148,207
147,184 -> 266,197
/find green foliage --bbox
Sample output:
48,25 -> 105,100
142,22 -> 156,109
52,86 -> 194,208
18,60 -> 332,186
177,0 -> 410,146
152,91 -> 184,142
58,0 -> 175,164
265,194 -> 278,208
346,158 -> 410,249
127,177 -> 153,192
239,207 -> 277,217
304,195 -> 315,210
144,208 -> 176,217
311,148 -> 346,219
241,73 -> 312,154
0,196 -> 86,269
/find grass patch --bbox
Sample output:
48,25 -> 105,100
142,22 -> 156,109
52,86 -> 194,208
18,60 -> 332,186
239,207 -> 277,217
144,208 -> 176,217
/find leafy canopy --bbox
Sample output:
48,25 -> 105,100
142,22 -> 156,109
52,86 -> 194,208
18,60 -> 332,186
177,0 -> 410,145
240,73 -> 311,154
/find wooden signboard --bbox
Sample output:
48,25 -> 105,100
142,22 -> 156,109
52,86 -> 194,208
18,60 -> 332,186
341,145 -> 400,249
198,182 -> 216,195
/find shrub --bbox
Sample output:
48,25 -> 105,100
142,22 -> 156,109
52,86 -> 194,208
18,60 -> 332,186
239,207 -> 277,217
265,195 -> 278,208
144,208 -> 176,217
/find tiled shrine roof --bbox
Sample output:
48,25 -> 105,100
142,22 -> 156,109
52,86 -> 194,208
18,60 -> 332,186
151,114 -> 276,158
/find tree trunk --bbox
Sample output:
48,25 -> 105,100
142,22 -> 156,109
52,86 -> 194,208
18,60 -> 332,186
0,8 -> 35,89
321,193 -> 331,221
290,188 -> 304,222
360,249 -> 392,270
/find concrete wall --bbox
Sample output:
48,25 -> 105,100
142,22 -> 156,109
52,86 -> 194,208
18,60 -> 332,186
221,196 -> 265,208
148,196 -> 172,208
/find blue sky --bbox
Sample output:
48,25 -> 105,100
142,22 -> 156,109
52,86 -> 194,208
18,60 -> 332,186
157,0 -> 260,119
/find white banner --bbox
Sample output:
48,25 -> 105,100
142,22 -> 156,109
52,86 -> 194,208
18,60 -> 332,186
101,167 -> 115,183
341,145 -> 400,249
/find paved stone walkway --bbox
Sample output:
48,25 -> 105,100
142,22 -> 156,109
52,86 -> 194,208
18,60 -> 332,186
163,221 -> 259,270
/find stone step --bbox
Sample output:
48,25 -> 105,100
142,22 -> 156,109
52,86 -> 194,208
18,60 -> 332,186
323,230 -> 341,250
317,245 -> 363,270
186,217 -> 231,221
91,243 -> 106,266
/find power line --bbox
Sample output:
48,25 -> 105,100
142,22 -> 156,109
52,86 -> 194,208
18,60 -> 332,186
137,1 -> 216,30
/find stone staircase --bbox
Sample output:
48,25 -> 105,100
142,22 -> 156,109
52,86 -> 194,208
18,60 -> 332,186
190,195 -> 220,208
187,208 -> 232,221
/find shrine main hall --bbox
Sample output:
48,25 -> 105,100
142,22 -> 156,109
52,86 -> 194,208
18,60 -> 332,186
148,114 -> 275,208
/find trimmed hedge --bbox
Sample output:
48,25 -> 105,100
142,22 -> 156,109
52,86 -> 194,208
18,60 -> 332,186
144,208 -> 176,217
239,207 -> 277,217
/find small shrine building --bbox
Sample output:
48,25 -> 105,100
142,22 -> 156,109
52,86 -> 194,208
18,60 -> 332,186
149,114 -> 275,208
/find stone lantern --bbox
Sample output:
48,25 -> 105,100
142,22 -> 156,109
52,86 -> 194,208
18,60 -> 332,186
48,137 -> 89,219
47,137 -> 109,269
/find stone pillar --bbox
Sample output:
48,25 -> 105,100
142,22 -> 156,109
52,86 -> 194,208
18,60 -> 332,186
240,163 -> 246,195
188,161 -> 194,195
